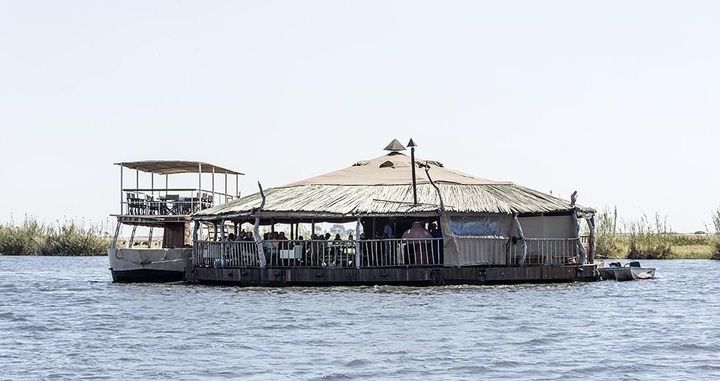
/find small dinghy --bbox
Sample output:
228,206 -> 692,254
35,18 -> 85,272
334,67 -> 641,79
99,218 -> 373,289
600,261 -> 655,281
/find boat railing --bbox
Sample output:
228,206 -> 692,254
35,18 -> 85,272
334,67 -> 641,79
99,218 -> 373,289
509,237 -> 580,265
122,188 -> 231,216
194,238 -> 444,268
194,237 -> 580,268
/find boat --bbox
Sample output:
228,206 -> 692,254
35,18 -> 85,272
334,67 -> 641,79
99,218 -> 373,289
604,261 -> 656,281
186,139 -> 603,286
108,161 -> 243,282
598,261 -> 621,280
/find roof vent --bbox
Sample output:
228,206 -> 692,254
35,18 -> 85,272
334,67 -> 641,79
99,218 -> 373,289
379,160 -> 395,168
384,139 -> 406,152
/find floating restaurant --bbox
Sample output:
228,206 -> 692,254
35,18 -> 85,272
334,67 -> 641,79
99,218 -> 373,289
188,139 -> 599,286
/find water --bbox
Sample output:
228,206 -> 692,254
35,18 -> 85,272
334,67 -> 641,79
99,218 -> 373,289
1,257 -> 719,380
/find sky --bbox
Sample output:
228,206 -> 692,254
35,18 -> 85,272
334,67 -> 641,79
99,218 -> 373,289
1,0 -> 718,233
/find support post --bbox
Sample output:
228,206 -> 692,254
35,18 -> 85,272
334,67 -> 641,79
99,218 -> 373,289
192,221 -> 200,266
147,227 -> 153,248
513,214 -> 527,266
224,172 -> 228,204
197,163 -> 202,212
588,214 -> 596,264
119,166 -> 123,214
572,209 -> 587,265
219,219 -> 226,267
111,222 -> 121,249
129,225 -> 137,248
410,145 -> 417,205
212,166 -> 215,206
355,217 -> 361,269
254,217 -> 266,268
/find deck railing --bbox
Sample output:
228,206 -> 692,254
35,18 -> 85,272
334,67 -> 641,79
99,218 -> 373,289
194,238 -> 444,268
193,237 -> 580,268
509,238 -> 580,265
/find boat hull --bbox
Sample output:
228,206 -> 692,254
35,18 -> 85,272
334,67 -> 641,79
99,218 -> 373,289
108,248 -> 191,283
111,269 -> 185,283
615,268 -> 634,281
598,267 -> 617,280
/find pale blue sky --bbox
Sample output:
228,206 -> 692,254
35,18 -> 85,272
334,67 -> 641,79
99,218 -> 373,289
1,0 -> 718,232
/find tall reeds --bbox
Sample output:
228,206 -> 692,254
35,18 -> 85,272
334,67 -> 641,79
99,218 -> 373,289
626,213 -> 672,259
0,217 -> 109,256
595,207 -> 620,258
712,208 -> 720,260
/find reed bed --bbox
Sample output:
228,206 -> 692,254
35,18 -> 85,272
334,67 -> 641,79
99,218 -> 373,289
594,208 -> 716,260
712,208 -> 720,260
0,217 -> 109,256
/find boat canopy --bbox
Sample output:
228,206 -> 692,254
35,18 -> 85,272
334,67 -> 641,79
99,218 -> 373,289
115,160 -> 243,175
193,141 -> 593,221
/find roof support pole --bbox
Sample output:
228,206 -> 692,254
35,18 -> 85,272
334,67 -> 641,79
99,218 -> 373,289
588,214 -> 596,264
573,209 -> 587,265
513,214 -> 527,266
410,145 -> 417,205
254,217 -> 266,268
224,172 -> 228,204
236,175 -> 239,198
220,219 -> 226,267
192,221 -> 200,266
197,163 -> 202,212
212,166 -> 215,206
165,174 -> 168,198
119,166 -> 123,214
355,217 -> 361,269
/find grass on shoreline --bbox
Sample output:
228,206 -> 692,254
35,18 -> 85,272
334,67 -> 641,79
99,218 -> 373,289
595,208 -> 720,260
0,218 -> 109,256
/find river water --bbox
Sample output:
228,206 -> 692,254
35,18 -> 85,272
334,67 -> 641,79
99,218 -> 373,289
0,257 -> 718,380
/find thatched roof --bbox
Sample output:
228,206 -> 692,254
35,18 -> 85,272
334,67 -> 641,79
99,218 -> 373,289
194,148 -> 591,221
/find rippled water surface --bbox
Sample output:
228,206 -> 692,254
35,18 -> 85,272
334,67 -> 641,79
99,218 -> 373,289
1,257 -> 719,380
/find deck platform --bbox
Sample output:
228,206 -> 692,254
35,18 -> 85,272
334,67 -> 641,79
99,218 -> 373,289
188,263 -> 600,286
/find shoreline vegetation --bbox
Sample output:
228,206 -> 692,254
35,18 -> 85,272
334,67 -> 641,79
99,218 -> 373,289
0,218 -> 109,256
1,210 -> 719,259
594,207 -> 720,260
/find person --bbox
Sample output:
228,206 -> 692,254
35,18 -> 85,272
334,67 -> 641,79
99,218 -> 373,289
262,232 -> 273,264
348,233 -> 354,241
383,221 -> 395,239
278,232 -> 290,250
334,233 -> 342,241
227,233 -> 236,241
429,222 -> 443,264
402,222 -> 433,265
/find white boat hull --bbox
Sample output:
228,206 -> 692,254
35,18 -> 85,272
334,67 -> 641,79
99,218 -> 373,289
108,248 -> 191,282
631,267 -> 656,280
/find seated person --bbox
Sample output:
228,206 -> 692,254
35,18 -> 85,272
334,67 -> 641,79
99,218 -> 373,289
402,222 -> 432,264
